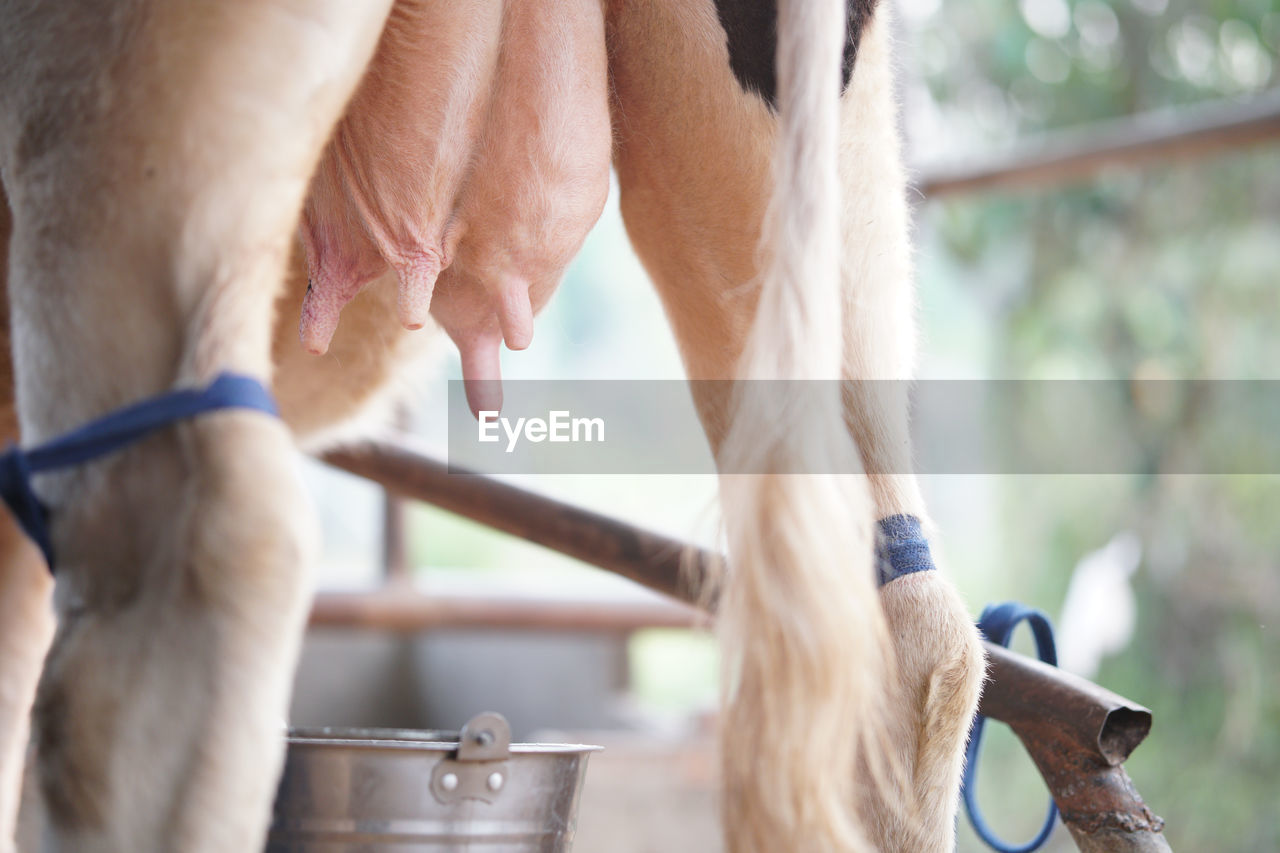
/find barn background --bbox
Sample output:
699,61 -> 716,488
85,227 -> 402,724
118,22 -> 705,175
290,0 -> 1280,850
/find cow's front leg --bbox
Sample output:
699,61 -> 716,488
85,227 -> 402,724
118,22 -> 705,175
0,1 -> 390,850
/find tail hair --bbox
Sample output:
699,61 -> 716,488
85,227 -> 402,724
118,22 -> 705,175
716,0 -> 892,850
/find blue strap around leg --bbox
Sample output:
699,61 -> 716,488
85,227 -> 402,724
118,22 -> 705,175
961,602 -> 1060,853
0,373 -> 278,571
876,514 -> 936,585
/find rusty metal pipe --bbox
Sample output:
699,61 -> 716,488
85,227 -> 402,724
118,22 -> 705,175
918,88 -> 1280,199
322,438 -> 717,606
981,643 -> 1153,768
981,644 -> 1170,852
320,437 -> 1172,851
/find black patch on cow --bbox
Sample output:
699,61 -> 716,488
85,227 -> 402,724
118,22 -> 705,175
714,0 -> 877,109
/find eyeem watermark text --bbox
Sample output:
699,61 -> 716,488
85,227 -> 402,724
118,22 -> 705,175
478,410 -> 605,453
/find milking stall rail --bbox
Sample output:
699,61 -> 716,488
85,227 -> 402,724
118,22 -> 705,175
310,89 -> 1280,852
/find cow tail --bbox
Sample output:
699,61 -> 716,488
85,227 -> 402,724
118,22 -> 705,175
716,0 -> 893,849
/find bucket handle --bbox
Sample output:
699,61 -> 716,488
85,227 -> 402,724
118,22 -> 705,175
430,712 -> 513,805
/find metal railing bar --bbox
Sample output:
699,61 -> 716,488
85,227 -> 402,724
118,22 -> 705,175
916,88 -> 1280,198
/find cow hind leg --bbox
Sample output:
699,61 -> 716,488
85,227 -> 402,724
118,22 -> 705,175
0,2 -> 390,850
610,1 -> 982,850
612,1 -> 890,850
833,14 -> 985,852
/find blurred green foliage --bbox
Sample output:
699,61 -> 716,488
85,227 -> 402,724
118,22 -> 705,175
904,0 -> 1280,848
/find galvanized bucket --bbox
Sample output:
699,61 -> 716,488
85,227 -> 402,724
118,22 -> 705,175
267,712 -> 599,852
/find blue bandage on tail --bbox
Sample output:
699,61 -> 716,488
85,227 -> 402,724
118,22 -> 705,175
875,514 -> 936,585
0,373 -> 278,570
961,602 -> 1060,853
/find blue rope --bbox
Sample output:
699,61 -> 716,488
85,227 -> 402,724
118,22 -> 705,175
961,601 -> 1060,853
0,373 -> 278,570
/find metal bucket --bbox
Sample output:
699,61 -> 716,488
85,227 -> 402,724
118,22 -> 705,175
267,712 -> 599,852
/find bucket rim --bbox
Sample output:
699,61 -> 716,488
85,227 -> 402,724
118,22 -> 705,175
285,726 -> 602,754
